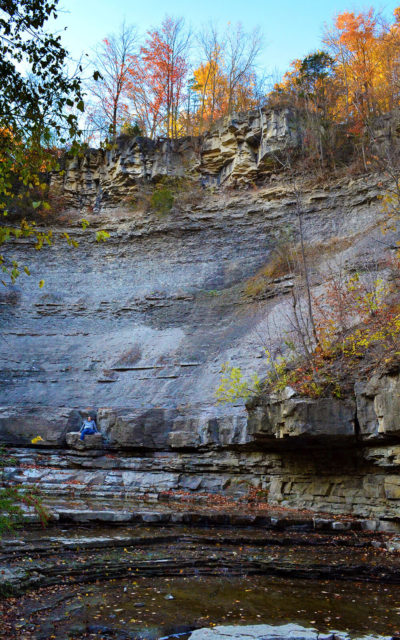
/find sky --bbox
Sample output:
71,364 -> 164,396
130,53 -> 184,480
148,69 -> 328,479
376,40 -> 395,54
54,0 -> 400,81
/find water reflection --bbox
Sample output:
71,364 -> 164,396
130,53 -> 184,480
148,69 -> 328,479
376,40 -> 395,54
9,574 -> 400,639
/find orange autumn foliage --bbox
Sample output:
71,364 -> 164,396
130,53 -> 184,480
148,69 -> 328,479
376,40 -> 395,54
126,17 -> 189,138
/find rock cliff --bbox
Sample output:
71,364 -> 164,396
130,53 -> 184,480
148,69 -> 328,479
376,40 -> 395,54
51,107 -> 300,210
2,107 -> 400,526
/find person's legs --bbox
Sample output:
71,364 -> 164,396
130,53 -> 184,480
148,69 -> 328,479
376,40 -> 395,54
80,427 -> 96,441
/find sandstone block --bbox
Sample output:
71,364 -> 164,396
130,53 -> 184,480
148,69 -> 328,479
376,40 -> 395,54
66,432 -> 103,450
384,475 -> 400,500
378,520 -> 400,533
356,373 -> 400,439
189,623 -> 320,640
331,521 -> 351,531
361,519 -> 378,531
0,406 -> 81,446
248,394 -> 355,441
98,407 -> 178,449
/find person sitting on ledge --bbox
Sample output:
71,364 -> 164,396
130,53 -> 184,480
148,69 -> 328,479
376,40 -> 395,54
79,415 -> 98,441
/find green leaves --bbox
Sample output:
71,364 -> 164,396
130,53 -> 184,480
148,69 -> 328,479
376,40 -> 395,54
96,230 -> 110,242
215,363 -> 261,403
0,446 -> 48,536
150,186 -> 174,215
0,0 -> 84,140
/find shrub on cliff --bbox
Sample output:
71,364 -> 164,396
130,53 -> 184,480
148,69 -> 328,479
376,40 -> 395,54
151,186 -> 174,214
217,260 -> 400,403
127,176 -> 204,215
0,447 -> 48,536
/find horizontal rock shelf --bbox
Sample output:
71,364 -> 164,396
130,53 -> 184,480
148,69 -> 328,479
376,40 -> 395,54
66,431 -> 103,450
189,624 -> 392,640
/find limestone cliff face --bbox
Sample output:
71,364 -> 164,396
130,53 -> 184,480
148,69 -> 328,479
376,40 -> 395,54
2,107 -> 400,525
1,171 -> 384,431
52,107 -> 300,210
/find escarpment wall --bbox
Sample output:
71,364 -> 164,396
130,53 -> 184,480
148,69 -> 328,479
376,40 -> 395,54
1,171 -> 386,425
51,107 -> 300,211
2,107 -> 400,525
7,373 -> 400,526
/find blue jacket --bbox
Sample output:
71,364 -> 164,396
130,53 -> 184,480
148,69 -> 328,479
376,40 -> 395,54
80,419 -> 98,432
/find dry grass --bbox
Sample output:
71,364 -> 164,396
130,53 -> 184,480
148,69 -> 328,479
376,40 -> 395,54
244,235 -> 356,299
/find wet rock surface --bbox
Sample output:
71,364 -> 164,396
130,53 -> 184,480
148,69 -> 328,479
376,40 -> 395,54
2,517 -> 400,594
6,437 -> 400,525
188,624 -> 391,640
2,522 -> 400,639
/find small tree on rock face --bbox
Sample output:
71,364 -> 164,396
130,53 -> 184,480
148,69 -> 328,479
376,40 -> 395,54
0,446 -> 48,537
296,52 -> 338,167
269,51 -> 339,168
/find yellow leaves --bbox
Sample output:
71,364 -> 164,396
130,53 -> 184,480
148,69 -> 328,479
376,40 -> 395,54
62,231 -> 79,249
340,311 -> 400,359
321,7 -> 399,125
221,256 -> 400,403
31,435 -> 44,444
0,125 -> 65,284
215,363 -> 261,403
38,279 -> 44,288
34,229 -> 52,251
96,230 -> 110,242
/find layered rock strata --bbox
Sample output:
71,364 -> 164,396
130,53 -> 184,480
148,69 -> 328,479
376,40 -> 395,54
5,371 -> 400,525
52,107 -> 300,210
2,107 -> 400,524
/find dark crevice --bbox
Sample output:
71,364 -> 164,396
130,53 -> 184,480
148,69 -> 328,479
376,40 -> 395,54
354,406 -> 361,440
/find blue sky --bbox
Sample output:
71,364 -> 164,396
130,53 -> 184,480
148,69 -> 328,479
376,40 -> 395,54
55,1 -> 400,81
